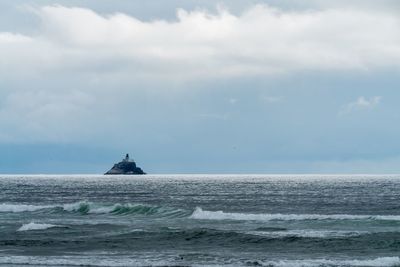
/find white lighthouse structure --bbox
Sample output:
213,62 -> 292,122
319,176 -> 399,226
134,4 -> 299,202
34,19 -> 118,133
123,153 -> 132,162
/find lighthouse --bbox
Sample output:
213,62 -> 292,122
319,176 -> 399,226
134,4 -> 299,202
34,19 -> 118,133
105,153 -> 145,175
123,154 -> 131,162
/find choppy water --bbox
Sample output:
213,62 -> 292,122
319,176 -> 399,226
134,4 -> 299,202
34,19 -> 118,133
1,175 -> 400,266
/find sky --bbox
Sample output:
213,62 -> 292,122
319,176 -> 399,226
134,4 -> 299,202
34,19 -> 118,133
1,0 -> 400,174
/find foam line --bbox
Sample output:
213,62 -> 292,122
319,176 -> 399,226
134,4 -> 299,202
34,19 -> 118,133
190,207 -> 400,221
17,222 -> 61,232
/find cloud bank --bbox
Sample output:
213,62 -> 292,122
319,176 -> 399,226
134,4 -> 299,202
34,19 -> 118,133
1,3 -> 399,173
1,4 -> 400,80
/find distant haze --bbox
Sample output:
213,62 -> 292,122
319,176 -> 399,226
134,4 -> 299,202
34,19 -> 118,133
1,0 -> 400,174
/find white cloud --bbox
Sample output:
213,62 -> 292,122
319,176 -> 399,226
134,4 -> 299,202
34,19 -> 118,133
0,4 -> 397,144
0,32 -> 31,43
1,4 -> 400,80
340,96 -> 382,114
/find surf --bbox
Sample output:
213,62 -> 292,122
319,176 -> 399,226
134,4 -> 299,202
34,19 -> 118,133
0,201 -> 189,218
0,203 -> 53,213
190,207 -> 400,222
17,222 -> 63,232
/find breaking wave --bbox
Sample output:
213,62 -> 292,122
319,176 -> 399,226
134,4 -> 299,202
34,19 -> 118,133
0,203 -> 53,213
17,222 -> 63,232
190,207 -> 400,221
62,201 -> 188,217
0,201 -> 188,217
4,202 -> 400,222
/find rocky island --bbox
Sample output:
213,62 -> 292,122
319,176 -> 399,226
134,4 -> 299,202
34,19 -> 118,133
104,154 -> 146,175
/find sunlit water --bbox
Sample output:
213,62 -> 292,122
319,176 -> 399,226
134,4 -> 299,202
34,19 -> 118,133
1,175 -> 400,266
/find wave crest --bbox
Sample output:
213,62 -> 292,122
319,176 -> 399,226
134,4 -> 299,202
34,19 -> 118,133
190,207 -> 400,222
17,222 -> 61,232
0,203 -> 53,213
0,201 -> 187,217
62,201 -> 187,216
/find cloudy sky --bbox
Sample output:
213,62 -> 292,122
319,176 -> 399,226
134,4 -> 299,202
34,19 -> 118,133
1,0 -> 400,174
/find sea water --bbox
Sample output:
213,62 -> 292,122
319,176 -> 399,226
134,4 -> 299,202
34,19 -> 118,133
0,175 -> 399,266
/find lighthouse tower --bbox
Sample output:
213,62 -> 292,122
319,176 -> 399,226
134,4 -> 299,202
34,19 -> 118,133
123,154 -> 131,162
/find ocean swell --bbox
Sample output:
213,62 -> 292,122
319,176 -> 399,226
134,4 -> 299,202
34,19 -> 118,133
247,229 -> 365,238
62,201 -> 188,217
0,201 -> 188,218
0,255 -> 399,267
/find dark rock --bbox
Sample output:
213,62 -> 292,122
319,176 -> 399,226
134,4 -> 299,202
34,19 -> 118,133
104,154 -> 146,175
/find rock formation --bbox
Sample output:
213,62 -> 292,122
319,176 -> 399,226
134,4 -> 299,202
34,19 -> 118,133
104,154 -> 146,175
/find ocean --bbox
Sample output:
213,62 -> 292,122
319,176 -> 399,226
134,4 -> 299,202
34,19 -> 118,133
0,174 -> 399,266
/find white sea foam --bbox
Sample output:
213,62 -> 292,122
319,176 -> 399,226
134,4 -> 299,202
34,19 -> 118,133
62,201 -> 88,212
190,207 -> 400,221
0,201 -> 166,215
0,201 -> 118,214
0,201 -> 102,214
17,222 -> 61,232
0,203 -> 53,213
90,206 -> 117,214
